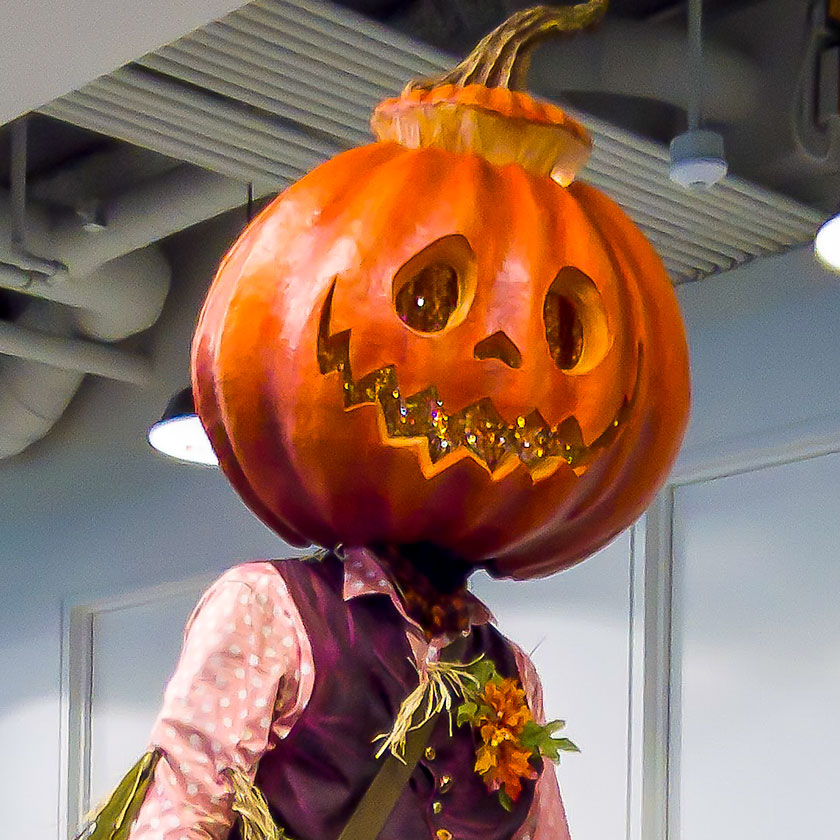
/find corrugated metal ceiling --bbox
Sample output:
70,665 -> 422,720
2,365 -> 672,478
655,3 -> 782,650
38,0 -> 826,283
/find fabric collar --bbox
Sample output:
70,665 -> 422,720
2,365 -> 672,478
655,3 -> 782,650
341,546 -> 494,634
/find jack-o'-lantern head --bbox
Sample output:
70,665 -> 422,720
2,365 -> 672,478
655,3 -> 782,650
192,1 -> 690,579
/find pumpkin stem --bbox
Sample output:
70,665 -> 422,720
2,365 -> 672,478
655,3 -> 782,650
406,1 -> 608,94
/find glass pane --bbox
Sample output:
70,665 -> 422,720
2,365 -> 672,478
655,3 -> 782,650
88,588 -> 202,806
673,453 -> 840,840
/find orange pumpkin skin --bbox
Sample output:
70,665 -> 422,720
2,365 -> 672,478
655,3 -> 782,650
192,134 -> 690,579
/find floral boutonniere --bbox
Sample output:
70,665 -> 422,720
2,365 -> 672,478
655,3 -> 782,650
375,655 -> 577,812
456,658 -> 578,811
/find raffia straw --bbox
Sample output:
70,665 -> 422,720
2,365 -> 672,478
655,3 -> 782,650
375,656 -> 484,762
226,767 -> 289,840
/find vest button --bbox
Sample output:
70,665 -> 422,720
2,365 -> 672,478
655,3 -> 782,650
424,747 -> 436,761
432,801 -> 443,815
438,775 -> 453,793
436,830 -> 453,840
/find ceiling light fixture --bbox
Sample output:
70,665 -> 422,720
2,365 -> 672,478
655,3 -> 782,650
669,0 -> 728,189
148,386 -> 218,466
815,213 -> 840,270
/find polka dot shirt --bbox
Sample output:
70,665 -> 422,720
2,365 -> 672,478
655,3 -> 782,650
130,548 -> 570,840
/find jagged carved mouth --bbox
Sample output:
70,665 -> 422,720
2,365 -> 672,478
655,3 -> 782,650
317,281 -> 638,481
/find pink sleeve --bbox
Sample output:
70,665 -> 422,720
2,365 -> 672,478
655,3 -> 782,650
130,562 -> 314,840
510,644 -> 573,840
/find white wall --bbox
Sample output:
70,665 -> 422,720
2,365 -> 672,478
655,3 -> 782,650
671,454 -> 840,840
664,247 -> 840,840
0,212 -> 288,840
1,206 -> 839,840
676,247 -> 840,455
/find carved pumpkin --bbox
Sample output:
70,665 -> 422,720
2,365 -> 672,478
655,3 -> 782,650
192,2 -> 690,579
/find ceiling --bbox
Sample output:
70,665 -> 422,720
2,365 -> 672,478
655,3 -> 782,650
340,0 -> 749,18
0,0 -> 247,124
333,0 -> 840,213
338,0 -> 762,48
0,0 -> 834,281
0,117 -> 180,216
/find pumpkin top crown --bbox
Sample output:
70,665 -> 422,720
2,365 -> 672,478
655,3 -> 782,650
370,2 -> 608,186
371,84 -> 592,187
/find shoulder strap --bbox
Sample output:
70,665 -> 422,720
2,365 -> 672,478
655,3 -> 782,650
337,634 -> 468,840
336,714 -> 438,840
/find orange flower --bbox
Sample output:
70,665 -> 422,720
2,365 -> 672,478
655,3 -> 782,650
478,678 -> 533,734
475,739 -> 538,801
472,678 -> 538,803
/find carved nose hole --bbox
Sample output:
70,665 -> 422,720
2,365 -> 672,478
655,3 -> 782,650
474,331 -> 523,369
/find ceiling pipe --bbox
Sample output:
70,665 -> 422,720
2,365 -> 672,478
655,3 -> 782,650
687,0 -> 703,132
0,364 -> 85,459
9,120 -> 25,249
0,301 -> 86,460
0,165 -> 256,342
0,318 -> 151,384
0,164 -> 256,280
792,1 -> 840,164
647,0 -> 768,25
0,247 -> 170,342
667,0 -> 728,189
0,157 -> 257,459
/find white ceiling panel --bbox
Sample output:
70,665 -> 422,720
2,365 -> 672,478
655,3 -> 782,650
0,0 -> 247,124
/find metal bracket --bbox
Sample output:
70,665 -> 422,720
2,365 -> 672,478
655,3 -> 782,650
8,117 -> 68,279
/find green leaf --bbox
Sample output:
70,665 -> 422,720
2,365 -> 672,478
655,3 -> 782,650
456,701 -> 478,727
468,659 -> 499,685
552,737 -> 580,753
460,683 -> 480,704
499,791 -> 514,812
519,721 -> 543,750
80,750 -> 161,840
541,742 -> 560,762
541,736 -> 580,763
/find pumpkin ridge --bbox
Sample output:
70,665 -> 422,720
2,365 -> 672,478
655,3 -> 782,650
554,186 -> 653,513
311,144 -> 466,349
494,159 -> 562,377
192,218 -> 312,547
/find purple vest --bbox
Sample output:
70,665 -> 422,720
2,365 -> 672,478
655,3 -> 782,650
235,554 -> 537,840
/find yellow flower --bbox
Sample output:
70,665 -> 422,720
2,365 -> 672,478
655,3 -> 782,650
474,743 -> 497,774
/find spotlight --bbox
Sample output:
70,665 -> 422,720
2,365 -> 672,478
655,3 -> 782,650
148,386 -> 218,466
815,214 -> 840,271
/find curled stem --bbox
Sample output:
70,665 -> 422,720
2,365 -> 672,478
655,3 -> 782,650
407,1 -> 609,94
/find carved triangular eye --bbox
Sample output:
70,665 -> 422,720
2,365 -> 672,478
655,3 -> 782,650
392,234 -> 477,334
